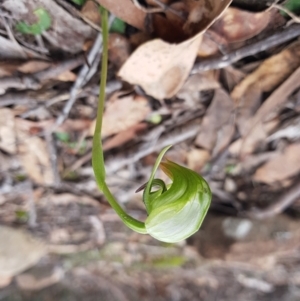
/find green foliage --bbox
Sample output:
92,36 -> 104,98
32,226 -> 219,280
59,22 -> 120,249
148,113 -> 162,124
152,256 -> 186,268
70,0 -> 86,5
283,0 -> 300,15
15,210 -> 29,223
110,18 -> 126,34
55,132 -> 87,154
55,132 -> 70,143
16,8 -> 51,35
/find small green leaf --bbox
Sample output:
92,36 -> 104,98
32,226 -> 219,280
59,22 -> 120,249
55,132 -> 70,143
282,0 -> 300,16
110,18 -> 126,34
153,256 -> 186,268
15,210 -> 29,222
70,0 -> 86,5
148,113 -> 162,124
14,174 -> 27,182
224,164 -> 236,174
16,8 -> 51,35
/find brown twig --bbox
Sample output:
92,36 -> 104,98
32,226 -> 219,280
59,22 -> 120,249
56,15 -> 114,126
247,181 -> 300,220
56,0 -> 102,32
270,3 -> 300,24
0,56 -> 84,92
192,24 -> 300,72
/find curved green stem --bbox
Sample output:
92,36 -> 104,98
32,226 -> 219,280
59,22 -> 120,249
92,7 -> 146,234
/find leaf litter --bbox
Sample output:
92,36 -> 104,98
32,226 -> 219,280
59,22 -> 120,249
1,0 -> 300,299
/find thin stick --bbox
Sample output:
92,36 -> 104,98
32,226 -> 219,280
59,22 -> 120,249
192,24 -> 300,72
247,182 -> 300,219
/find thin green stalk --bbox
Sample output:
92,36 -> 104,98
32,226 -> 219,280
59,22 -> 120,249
92,7 -> 147,234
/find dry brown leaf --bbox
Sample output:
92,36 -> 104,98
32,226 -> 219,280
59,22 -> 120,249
239,66 -> 300,155
187,148 -> 211,171
16,120 -> 55,185
197,32 -> 223,57
0,60 -> 27,77
17,61 -> 51,74
211,7 -> 270,43
195,88 -> 235,154
89,92 -> 151,137
103,123 -> 147,151
16,267 -> 63,291
118,0 -> 231,99
232,41 -> 300,106
181,0 -> 231,36
178,71 -> 220,92
119,37 -> 203,99
0,226 -> 46,278
56,70 -> 77,82
0,108 -> 16,154
177,71 -> 220,105
231,41 -> 300,140
108,34 -> 131,70
254,143 -> 300,185
81,0 -> 101,25
97,0 -> 146,30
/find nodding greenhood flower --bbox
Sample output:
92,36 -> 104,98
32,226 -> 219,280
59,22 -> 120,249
141,146 -> 211,243
93,8 -> 211,244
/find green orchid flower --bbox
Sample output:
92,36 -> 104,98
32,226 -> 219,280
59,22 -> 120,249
92,7 -> 211,243
143,147 -> 211,243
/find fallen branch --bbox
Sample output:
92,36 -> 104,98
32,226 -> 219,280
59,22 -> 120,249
192,24 -> 300,72
247,181 -> 300,219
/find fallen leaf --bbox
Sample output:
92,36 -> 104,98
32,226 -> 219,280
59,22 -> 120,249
240,66 -> 300,155
211,7 -> 270,43
177,71 -> 220,105
0,108 -> 16,154
17,60 -> 51,74
232,41 -> 300,138
97,0 -> 146,30
0,226 -> 46,277
56,70 -> 77,82
16,267 -> 64,291
195,88 -> 235,154
108,33 -> 131,70
232,41 -> 300,104
81,0 -> 101,25
119,37 -> 203,99
254,143 -> 300,184
103,123 -> 147,150
89,92 -> 151,137
118,0 -> 232,99
0,60 -> 28,77
16,119 -> 55,185
3,0 -> 94,53
197,31 -> 224,57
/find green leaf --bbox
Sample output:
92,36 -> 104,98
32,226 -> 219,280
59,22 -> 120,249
15,210 -> 29,223
55,132 -> 70,143
110,18 -> 126,34
282,0 -> 300,16
70,0 -> 86,5
16,8 -> 51,35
